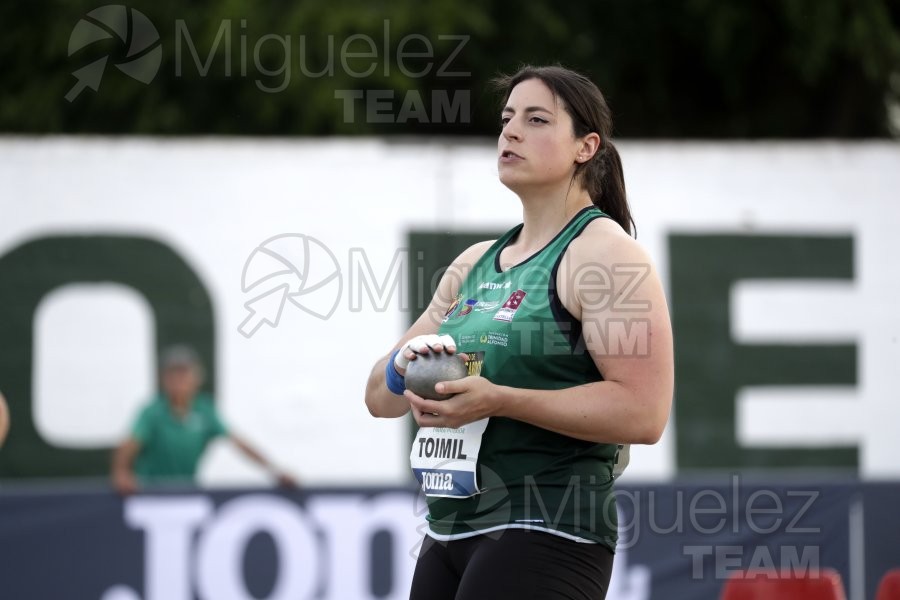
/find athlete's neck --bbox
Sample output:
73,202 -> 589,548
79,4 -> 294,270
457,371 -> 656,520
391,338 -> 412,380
514,185 -> 593,254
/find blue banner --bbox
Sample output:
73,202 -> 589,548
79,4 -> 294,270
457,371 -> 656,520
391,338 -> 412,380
0,480 -> 897,599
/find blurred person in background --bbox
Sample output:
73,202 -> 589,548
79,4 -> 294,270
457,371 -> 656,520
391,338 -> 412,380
111,345 -> 296,494
0,390 -> 8,447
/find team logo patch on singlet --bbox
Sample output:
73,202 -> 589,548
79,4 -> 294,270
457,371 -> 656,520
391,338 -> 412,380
456,299 -> 477,318
492,289 -> 527,322
442,294 -> 462,322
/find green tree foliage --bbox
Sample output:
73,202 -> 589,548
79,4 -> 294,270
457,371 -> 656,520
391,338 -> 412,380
1,0 -> 897,137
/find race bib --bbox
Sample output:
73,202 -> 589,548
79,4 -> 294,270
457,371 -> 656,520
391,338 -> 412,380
410,419 -> 489,498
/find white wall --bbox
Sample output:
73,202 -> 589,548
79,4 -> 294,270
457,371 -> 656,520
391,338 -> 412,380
2,137 -> 898,483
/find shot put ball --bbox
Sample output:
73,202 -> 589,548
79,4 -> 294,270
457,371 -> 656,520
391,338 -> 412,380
405,352 -> 468,400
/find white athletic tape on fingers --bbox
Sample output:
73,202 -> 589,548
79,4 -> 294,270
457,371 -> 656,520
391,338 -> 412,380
394,348 -> 412,371
394,335 -> 430,370
437,334 -> 457,350
412,334 -> 456,353
394,334 -> 457,371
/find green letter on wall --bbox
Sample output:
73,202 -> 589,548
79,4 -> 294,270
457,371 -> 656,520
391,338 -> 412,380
670,234 -> 857,471
0,236 -> 215,478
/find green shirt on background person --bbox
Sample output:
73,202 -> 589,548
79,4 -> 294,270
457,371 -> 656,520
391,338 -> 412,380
131,393 -> 227,483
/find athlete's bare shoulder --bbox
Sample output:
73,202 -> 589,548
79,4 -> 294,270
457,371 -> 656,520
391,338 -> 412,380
569,216 -> 648,266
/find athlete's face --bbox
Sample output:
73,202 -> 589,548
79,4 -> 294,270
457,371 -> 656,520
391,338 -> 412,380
497,78 -> 584,193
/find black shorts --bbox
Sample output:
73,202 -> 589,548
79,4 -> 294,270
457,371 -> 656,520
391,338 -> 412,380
409,529 -> 614,600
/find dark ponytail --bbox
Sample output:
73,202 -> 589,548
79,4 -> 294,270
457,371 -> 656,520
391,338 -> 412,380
580,140 -> 633,236
493,65 -> 635,237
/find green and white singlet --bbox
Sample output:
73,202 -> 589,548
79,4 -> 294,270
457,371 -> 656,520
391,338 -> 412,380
410,206 -> 620,549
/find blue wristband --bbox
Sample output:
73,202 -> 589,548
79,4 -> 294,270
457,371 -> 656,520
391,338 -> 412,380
385,349 -> 406,395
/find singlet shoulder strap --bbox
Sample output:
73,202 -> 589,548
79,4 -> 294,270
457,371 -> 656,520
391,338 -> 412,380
550,206 -> 607,247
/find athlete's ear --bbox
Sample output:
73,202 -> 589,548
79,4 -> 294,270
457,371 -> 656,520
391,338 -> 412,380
575,132 -> 601,163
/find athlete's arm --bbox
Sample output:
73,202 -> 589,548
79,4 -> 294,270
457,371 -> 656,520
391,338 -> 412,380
408,220 -> 674,444
111,437 -> 142,495
365,240 -> 494,418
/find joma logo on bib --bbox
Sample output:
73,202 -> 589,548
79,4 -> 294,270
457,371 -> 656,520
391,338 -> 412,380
421,471 -> 455,492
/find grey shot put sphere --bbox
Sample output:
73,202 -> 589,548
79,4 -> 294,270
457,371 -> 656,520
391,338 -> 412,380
405,353 -> 468,400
